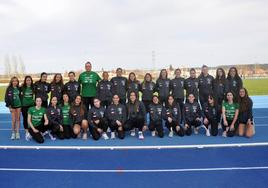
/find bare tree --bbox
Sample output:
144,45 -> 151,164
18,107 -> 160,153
4,54 -> 11,77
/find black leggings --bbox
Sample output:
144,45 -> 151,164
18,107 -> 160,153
108,120 -> 125,139
204,118 -> 219,136
28,124 -> 46,143
21,106 -> 32,130
124,117 -> 145,132
166,121 -> 184,137
222,119 -> 238,137
62,125 -> 75,139
82,97 -> 94,111
175,98 -> 184,123
142,100 -> 151,113
184,119 -> 202,136
89,119 -> 108,140
48,123 -> 64,139
149,120 -> 164,138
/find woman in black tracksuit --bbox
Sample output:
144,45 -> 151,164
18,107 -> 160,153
64,71 -> 81,103
34,72 -> 50,108
96,71 -> 113,108
46,96 -> 64,140
50,73 -> 64,105
213,68 -> 229,107
237,88 -> 254,138
141,73 -> 156,112
170,68 -> 185,121
106,94 -> 127,139
156,69 -> 170,106
148,95 -> 164,138
183,93 -> 202,136
227,67 -> 243,99
69,95 -> 89,140
88,98 -> 109,140
203,94 -> 221,136
164,95 -> 184,137
125,91 -> 146,140
184,68 -> 199,103
127,72 -> 141,101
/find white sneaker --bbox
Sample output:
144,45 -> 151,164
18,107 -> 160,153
138,131 -> 144,140
130,129 -> 136,137
82,133 -> 88,140
11,132 -> 15,140
111,132 -> 116,139
25,132 -> 32,141
194,128 -> 199,135
107,127 -> 111,133
42,131 -> 49,137
102,132 -> 109,140
222,131 -> 227,137
206,129 -> 211,137
168,131 -> 174,137
151,131 -> 156,137
218,123 -> 222,130
15,132 -> 20,140
48,132 -> 56,141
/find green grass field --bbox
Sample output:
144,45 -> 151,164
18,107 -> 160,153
0,79 -> 267,102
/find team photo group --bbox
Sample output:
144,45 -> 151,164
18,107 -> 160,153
5,62 -> 255,143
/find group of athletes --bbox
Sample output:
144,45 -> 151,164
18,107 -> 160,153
5,62 -> 255,143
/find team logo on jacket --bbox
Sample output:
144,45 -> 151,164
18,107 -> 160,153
195,82 -> 198,88
45,85 -> 48,91
149,84 -> 154,90
100,111 -> 104,117
181,81 -> 184,86
107,84 -> 111,90
233,81 -> 237,87
207,78 -> 211,85
118,107 -> 122,114
74,85 -> 79,91
165,81 -> 169,87
173,108 -> 178,115
193,106 -> 197,112
121,80 -> 125,86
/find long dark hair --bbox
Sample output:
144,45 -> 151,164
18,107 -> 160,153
22,75 -> 34,89
39,72 -> 47,82
8,76 -> 19,88
167,95 -> 176,107
224,91 -> 237,103
127,91 -> 140,113
51,73 -> 64,87
128,72 -> 137,84
70,95 -> 85,116
238,88 -> 251,113
158,69 -> 168,79
215,68 -> 226,84
227,67 -> 240,80
208,94 -> 218,107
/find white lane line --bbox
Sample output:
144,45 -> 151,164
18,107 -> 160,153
0,142 -> 268,150
0,166 -> 268,173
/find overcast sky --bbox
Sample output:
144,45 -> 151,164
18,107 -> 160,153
0,0 -> 268,74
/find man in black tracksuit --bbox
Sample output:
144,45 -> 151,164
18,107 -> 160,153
184,69 -> 199,103
88,105 -> 108,140
170,69 -> 185,121
64,72 -> 81,103
46,105 -> 64,139
34,74 -> 50,108
106,102 -> 127,139
111,68 -> 128,104
198,66 -> 214,108
163,102 -> 184,137
183,95 -> 202,136
97,73 -> 113,108
148,100 -> 164,138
